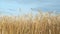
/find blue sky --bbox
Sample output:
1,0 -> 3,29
0,0 -> 60,15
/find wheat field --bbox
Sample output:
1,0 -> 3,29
0,11 -> 60,34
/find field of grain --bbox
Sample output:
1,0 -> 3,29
0,11 -> 60,34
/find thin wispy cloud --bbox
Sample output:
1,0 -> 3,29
0,0 -> 60,15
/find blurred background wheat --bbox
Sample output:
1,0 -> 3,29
0,11 -> 60,34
